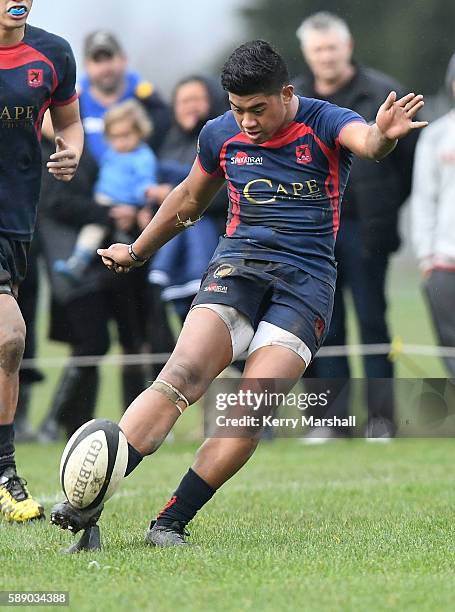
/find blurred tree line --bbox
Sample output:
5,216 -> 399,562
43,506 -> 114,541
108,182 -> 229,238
233,0 -> 455,95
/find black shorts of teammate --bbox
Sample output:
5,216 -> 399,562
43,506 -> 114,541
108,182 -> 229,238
0,234 -> 29,298
192,257 -> 335,358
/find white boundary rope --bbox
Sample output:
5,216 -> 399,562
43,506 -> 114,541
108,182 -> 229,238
19,342 -> 455,370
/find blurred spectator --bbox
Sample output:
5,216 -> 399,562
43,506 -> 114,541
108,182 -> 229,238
36,114 -> 172,441
411,53 -> 455,378
54,99 -> 157,282
79,30 -> 171,158
293,12 -> 418,439
148,76 -> 229,323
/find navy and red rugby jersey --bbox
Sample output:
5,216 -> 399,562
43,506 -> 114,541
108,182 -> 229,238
197,95 -> 365,288
0,25 -> 77,241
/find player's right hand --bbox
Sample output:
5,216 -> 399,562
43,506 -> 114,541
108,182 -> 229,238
97,244 -> 143,273
47,136 -> 80,182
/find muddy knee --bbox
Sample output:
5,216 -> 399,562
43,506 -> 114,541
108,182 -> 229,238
0,332 -> 25,375
157,360 -> 209,407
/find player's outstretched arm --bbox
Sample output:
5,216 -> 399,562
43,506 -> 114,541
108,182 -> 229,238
48,100 -> 84,182
339,91 -> 428,161
97,160 -> 225,273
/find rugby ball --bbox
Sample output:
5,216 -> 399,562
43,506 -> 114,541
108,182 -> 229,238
60,419 -> 128,510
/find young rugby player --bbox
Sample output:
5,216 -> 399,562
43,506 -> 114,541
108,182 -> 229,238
51,40 -> 426,545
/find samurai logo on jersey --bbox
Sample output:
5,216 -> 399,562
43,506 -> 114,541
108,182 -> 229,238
231,151 -> 263,166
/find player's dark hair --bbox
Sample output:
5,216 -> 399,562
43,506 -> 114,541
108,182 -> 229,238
221,40 -> 290,96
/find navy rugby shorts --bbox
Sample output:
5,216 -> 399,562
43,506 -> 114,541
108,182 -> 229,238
192,257 -> 334,358
0,234 -> 29,297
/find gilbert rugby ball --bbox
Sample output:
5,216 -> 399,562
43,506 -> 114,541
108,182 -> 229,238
60,419 -> 128,510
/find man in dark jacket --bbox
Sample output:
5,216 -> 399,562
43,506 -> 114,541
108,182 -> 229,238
294,12 -> 417,439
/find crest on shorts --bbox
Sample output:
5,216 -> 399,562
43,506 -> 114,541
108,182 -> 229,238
214,264 -> 235,279
296,144 -> 312,165
314,317 -> 325,340
28,69 -> 43,88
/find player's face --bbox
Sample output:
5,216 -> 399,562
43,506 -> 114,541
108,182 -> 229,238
302,28 -> 353,83
107,118 -> 141,153
174,81 -> 210,132
229,86 -> 294,144
85,53 -> 127,95
0,1 -> 32,30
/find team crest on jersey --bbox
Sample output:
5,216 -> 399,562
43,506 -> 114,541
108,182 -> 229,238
214,264 -> 235,279
28,69 -> 43,88
296,144 -> 312,165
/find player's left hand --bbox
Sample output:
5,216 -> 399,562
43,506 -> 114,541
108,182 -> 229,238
97,243 -> 144,274
47,136 -> 80,182
376,91 -> 428,140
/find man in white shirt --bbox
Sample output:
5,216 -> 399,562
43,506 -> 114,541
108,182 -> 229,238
411,52 -> 455,376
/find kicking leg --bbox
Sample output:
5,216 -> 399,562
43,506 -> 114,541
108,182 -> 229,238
119,306 -> 234,455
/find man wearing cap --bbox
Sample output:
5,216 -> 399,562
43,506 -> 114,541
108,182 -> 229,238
80,29 -> 171,161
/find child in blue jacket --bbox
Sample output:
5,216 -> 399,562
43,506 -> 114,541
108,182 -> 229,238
55,99 -> 157,281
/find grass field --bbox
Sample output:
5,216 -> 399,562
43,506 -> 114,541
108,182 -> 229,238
1,440 -> 454,611
2,251 -> 454,611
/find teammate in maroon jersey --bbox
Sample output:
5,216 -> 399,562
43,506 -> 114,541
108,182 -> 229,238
0,0 -> 83,522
